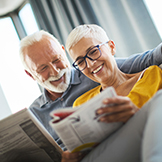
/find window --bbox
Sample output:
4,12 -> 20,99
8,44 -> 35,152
0,3 -> 41,119
19,3 -> 39,35
144,0 -> 162,39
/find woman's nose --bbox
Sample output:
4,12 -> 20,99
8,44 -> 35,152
86,58 -> 96,68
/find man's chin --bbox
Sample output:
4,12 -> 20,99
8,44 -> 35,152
39,67 -> 71,93
46,83 -> 69,93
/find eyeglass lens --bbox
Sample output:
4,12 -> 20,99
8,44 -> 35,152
75,46 -> 101,70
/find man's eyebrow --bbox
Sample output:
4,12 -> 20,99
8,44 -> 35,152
36,64 -> 47,71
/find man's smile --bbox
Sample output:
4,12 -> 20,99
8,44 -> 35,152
50,75 -> 64,84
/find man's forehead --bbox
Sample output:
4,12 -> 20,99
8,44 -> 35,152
43,36 -> 62,50
26,37 -> 60,56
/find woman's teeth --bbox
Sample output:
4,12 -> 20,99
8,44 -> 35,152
92,65 -> 103,74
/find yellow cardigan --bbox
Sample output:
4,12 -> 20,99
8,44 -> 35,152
73,65 -> 162,108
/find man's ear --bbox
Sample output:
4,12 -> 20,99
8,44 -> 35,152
108,40 -> 116,56
25,70 -> 35,80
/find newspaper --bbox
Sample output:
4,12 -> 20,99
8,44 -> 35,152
0,108 -> 62,162
49,86 -> 123,153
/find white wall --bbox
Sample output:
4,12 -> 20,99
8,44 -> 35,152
0,84 -> 11,120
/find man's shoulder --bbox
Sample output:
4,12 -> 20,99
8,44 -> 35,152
72,68 -> 98,84
71,69 -> 99,91
29,93 -> 46,109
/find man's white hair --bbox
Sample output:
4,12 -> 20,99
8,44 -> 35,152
66,24 -> 109,54
19,30 -> 62,72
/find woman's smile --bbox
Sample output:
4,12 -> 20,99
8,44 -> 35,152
92,64 -> 104,74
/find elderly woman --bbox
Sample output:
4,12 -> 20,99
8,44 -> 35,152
60,24 -> 162,162
66,24 -> 162,120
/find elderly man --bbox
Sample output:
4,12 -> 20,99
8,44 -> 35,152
19,30 -> 162,151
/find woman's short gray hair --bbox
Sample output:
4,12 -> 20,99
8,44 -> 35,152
66,24 -> 109,54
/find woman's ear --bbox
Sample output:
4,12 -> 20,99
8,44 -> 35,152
61,45 -> 65,51
108,40 -> 116,56
25,70 -> 35,80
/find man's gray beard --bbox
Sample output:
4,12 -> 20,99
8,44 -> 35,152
36,67 -> 71,93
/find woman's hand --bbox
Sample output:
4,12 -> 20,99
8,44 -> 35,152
61,151 -> 84,162
97,96 -> 139,123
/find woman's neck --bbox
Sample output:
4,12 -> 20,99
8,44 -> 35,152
101,71 -> 143,96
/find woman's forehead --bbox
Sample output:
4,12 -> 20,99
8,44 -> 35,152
70,37 -> 100,58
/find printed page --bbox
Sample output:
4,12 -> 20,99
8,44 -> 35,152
0,108 -> 62,162
50,87 -> 123,152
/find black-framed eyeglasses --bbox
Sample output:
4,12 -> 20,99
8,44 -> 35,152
72,41 -> 109,71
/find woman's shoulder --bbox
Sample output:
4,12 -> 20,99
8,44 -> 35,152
145,65 -> 162,75
147,65 -> 161,70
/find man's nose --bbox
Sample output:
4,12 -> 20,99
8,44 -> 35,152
49,64 -> 60,76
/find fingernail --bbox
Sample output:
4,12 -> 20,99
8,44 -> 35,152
103,98 -> 109,103
99,117 -> 104,122
97,109 -> 102,114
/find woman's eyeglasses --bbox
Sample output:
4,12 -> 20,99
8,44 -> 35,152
72,41 -> 108,71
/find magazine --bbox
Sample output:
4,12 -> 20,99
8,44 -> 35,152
0,108 -> 62,162
49,86 -> 123,153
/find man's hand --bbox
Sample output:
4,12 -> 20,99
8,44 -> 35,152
97,96 -> 139,123
61,151 -> 84,162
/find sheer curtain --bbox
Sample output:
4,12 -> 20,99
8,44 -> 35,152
29,0 -> 161,57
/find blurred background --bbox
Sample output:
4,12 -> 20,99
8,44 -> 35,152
0,0 -> 161,119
